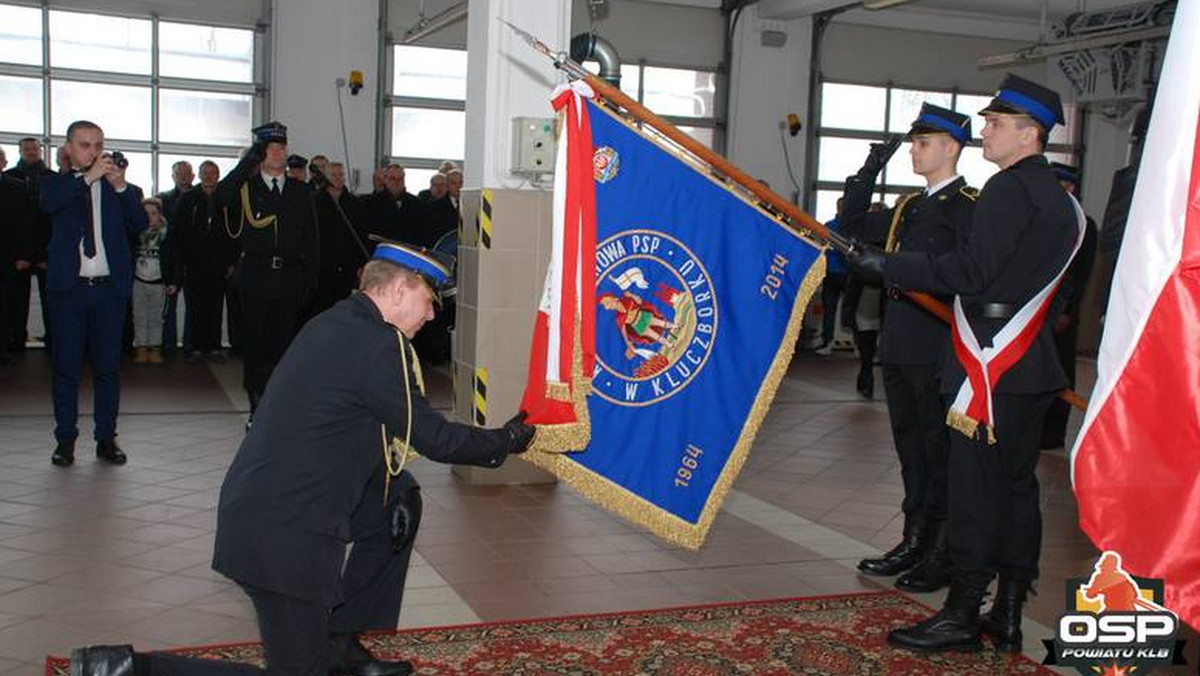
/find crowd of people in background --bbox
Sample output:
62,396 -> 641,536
0,136 -> 464,368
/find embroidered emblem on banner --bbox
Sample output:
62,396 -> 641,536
593,146 -> 620,183
594,230 -> 717,407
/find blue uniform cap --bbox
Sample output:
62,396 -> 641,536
979,74 -> 1065,131
252,121 -> 288,144
372,242 -> 455,300
909,103 -> 971,144
1051,161 -> 1080,185
286,154 -> 307,169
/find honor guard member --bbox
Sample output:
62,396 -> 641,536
68,242 -> 537,676
849,74 -> 1083,653
217,122 -> 320,420
287,154 -> 309,184
844,104 -> 976,594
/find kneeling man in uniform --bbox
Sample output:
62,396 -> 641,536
70,242 -> 536,676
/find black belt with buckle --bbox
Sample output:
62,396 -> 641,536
78,276 -> 111,286
246,253 -> 299,270
966,302 -> 1017,320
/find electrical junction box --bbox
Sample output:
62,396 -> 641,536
511,117 -> 557,174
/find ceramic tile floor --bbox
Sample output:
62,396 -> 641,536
0,348 -> 1195,675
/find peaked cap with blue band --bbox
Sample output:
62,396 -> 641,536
252,121 -> 288,144
372,241 -> 455,299
909,103 -> 971,144
979,74 -> 1065,131
1051,161 -> 1080,185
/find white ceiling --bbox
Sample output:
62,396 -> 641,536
912,0 -> 1143,21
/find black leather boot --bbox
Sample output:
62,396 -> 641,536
52,439 -> 76,467
96,439 -> 128,465
70,644 -> 135,676
895,519 -> 950,593
329,633 -> 413,676
859,517 -> 924,576
981,577 -> 1032,653
888,582 -> 984,652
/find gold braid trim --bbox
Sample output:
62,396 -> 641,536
526,312 -> 592,453
382,336 -> 426,503
885,192 -> 922,253
945,409 -> 996,445
240,183 -> 278,230
525,254 -> 826,549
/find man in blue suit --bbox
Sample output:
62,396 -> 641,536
41,120 -> 148,467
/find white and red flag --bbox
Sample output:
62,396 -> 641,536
1071,0 -> 1200,630
519,81 -> 597,451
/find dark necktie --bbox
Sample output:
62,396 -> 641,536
83,184 -> 97,258
271,177 -> 280,196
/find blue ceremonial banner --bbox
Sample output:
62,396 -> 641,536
527,99 -> 825,548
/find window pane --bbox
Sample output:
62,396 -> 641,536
1050,102 -> 1078,146
405,168 -> 440,195
159,22 -> 254,83
0,75 -> 43,134
156,154 -> 240,195
390,107 -> 465,160
821,83 -> 886,132
958,146 -> 998,190
1045,150 -> 1077,168
817,136 -> 872,182
103,150 -> 153,194
953,93 -> 992,140
52,81 -> 151,140
0,4 -> 42,66
815,189 -> 843,224
50,11 -> 151,75
888,88 -> 952,133
159,89 -> 252,146
884,142 -> 923,190
583,61 -> 640,100
642,66 -> 715,118
0,143 -> 17,169
393,46 -> 467,100
675,125 -> 714,150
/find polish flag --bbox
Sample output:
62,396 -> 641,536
1070,0 -> 1200,629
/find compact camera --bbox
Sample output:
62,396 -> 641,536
109,151 -> 128,169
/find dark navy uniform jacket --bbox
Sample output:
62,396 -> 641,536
884,155 -> 1079,395
843,173 -> 975,366
213,292 -> 511,605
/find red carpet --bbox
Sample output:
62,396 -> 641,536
47,591 -> 1054,675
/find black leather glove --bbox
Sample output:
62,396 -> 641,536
502,411 -> 536,455
861,135 -> 903,176
845,239 -> 886,285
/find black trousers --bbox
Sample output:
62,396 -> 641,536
948,392 -> 1055,591
1041,324 -> 1079,448
8,267 -> 51,348
882,364 -> 949,523
820,271 -> 849,344
146,471 -> 422,676
185,278 -> 227,353
239,290 -> 304,403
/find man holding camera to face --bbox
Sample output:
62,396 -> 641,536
41,120 -> 149,467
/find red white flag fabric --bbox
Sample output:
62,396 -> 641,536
1071,0 -> 1200,630
519,80 -> 597,451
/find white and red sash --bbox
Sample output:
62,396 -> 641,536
947,193 -> 1087,443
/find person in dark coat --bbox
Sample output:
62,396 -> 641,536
363,165 -> 421,248
313,161 -> 369,315
1040,162 -> 1098,449
41,120 -> 149,467
216,122 -> 321,420
850,75 -> 1083,654
68,242 -> 537,676
3,137 -> 55,351
166,160 -> 239,361
842,103 -> 976,595
0,162 -> 34,364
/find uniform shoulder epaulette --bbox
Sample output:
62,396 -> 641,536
958,186 -> 980,201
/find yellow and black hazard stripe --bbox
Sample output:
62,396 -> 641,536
473,367 -> 488,426
477,188 -> 493,250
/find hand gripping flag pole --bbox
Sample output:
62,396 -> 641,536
500,19 -> 1089,420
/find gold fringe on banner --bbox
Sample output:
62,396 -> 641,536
945,409 -> 996,445
528,315 -> 593,454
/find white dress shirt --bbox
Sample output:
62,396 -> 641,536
77,174 -> 120,278
925,174 -> 961,198
261,170 -> 285,194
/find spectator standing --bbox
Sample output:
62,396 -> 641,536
132,198 -> 170,363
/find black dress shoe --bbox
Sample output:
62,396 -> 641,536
859,523 -> 924,577
70,644 -> 135,676
52,440 -> 76,467
96,439 -> 128,465
888,584 -> 984,653
895,520 -> 950,593
329,633 -> 413,676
